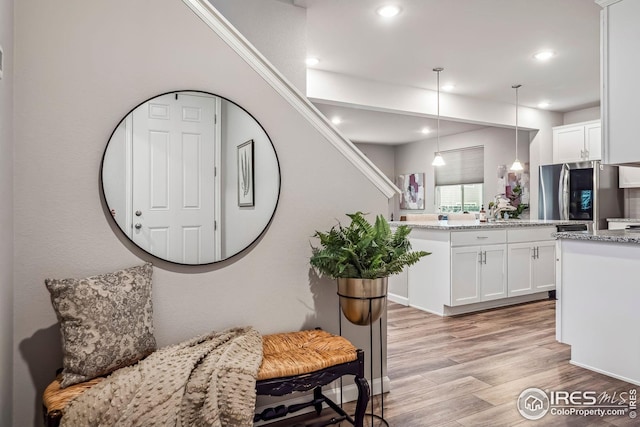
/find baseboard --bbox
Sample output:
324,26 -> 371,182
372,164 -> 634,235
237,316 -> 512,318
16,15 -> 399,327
442,293 -> 549,316
388,293 -> 408,306
254,376 -> 391,426
408,302 -> 444,316
569,360 -> 640,387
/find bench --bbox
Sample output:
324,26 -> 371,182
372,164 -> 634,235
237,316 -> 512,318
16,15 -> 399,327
43,329 -> 370,427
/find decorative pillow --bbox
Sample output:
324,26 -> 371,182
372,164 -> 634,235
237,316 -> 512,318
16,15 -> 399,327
45,262 -> 156,388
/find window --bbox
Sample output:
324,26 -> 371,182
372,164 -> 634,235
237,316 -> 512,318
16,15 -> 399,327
436,183 -> 484,213
434,146 -> 484,213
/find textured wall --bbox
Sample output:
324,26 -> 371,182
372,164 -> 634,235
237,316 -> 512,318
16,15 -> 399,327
208,0 -> 307,93
12,1 -> 386,425
563,106 -> 600,125
0,0 -> 14,424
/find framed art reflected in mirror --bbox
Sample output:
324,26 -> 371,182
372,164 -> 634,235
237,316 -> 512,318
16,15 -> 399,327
237,139 -> 254,207
101,90 -> 281,265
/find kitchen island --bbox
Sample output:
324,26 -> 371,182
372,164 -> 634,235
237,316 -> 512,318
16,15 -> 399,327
389,219 -> 584,316
554,229 -> 640,385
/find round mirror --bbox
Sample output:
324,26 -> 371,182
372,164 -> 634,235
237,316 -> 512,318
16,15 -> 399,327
101,90 -> 281,265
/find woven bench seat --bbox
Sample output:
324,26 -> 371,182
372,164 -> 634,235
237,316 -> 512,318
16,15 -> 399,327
43,329 -> 369,427
258,329 -> 358,380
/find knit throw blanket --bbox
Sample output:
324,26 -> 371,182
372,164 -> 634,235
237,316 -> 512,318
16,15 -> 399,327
61,327 -> 263,427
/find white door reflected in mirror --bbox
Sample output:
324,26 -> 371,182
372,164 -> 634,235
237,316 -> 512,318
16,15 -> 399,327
102,91 -> 281,265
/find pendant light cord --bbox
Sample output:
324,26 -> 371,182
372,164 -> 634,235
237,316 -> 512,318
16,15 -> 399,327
513,84 -> 521,160
515,86 -> 518,159
437,70 -> 441,153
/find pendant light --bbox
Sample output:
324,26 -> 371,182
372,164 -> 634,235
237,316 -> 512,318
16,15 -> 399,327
510,84 -> 524,171
432,67 -> 445,167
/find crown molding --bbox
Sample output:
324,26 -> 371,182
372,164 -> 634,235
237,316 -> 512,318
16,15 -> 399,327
181,0 -> 400,199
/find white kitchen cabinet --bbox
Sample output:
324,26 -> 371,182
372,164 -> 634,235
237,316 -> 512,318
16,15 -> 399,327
608,221 -> 640,230
599,0 -> 640,165
552,120 -> 601,164
507,243 -> 535,296
451,244 -> 507,306
618,166 -> 640,188
507,242 -> 555,296
400,225 -> 558,317
507,228 -> 556,297
584,121 -> 602,161
451,246 -> 481,305
532,242 -> 556,292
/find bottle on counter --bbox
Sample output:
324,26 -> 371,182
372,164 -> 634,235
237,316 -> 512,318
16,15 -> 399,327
479,205 -> 487,222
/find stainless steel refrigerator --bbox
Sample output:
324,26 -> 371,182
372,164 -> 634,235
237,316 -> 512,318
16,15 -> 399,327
539,161 -> 623,230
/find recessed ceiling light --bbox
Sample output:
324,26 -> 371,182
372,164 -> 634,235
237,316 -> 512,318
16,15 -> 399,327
331,116 -> 342,125
538,101 -> 551,109
306,57 -> 320,66
377,5 -> 401,17
442,84 -> 455,92
533,50 -> 555,61
421,127 -> 431,134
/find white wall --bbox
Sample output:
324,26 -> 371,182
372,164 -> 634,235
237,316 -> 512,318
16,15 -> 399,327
0,0 -> 13,424
563,105 -> 600,124
13,1 -> 387,425
394,128 -> 530,218
208,0 -> 307,93
308,69 -> 564,218
355,142 -> 395,218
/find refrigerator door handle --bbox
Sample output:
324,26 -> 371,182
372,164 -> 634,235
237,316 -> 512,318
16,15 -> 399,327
558,165 -> 568,221
558,164 -> 567,220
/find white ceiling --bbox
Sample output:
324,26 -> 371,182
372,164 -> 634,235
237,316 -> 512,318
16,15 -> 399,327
299,0 -> 602,113
314,102 -> 487,145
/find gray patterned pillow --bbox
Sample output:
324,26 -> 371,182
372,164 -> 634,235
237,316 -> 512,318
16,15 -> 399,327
45,263 -> 156,388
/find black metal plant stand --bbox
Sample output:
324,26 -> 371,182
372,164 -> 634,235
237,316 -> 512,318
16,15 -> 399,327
338,293 -> 389,427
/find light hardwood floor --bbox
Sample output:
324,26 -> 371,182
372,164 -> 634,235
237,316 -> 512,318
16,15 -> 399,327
266,300 -> 637,426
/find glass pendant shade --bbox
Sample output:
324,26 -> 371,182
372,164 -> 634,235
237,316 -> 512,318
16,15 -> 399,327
432,152 -> 445,166
510,159 -> 524,171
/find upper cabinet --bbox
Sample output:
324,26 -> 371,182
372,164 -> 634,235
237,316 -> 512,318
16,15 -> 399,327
619,166 -> 640,188
552,120 -> 601,164
599,0 -> 640,165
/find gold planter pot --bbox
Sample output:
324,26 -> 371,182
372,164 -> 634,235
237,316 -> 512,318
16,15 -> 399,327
337,277 -> 388,326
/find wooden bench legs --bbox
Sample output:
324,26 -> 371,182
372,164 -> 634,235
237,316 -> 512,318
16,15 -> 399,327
254,349 -> 369,427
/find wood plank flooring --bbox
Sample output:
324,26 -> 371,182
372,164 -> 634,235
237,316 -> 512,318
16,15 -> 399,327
266,300 -> 638,426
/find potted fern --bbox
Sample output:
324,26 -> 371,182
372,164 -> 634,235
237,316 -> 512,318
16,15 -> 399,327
310,212 -> 429,325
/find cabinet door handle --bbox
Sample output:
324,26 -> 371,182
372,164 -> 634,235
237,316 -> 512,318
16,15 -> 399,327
584,149 -> 589,159
532,247 -> 536,259
478,252 -> 483,264
476,236 -> 489,239
483,251 -> 487,264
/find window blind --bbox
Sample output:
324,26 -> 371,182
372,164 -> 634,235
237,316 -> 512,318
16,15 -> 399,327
435,146 -> 484,186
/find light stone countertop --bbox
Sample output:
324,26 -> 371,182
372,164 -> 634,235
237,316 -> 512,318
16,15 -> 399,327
606,218 -> 640,222
553,229 -> 640,244
389,219 -> 589,231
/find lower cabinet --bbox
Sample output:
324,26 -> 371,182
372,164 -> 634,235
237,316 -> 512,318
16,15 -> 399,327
507,241 -> 556,297
402,226 -> 557,315
451,244 -> 507,306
